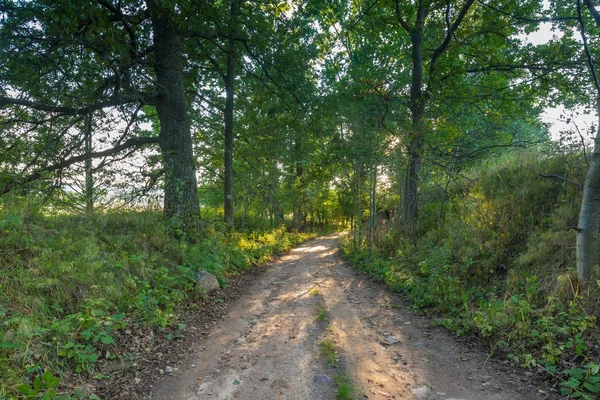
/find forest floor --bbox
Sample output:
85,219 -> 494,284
143,233 -> 560,400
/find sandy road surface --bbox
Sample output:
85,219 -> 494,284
148,233 -> 557,400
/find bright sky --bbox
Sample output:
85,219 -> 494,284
525,21 -> 596,144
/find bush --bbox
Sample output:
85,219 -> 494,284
342,151 -> 599,399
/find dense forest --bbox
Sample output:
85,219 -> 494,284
1,0 -> 600,398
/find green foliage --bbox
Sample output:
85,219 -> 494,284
0,205 -> 315,398
343,151 -> 599,398
315,308 -> 328,322
14,370 -> 99,399
334,373 -> 357,400
319,338 -> 339,368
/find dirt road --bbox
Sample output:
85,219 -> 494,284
148,233 -> 557,400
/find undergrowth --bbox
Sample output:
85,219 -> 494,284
343,151 -> 600,399
334,373 -> 356,400
0,204 -> 316,398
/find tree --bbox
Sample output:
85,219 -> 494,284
0,0 -> 286,230
575,0 -> 600,285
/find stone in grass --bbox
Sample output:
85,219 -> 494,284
313,375 -> 332,384
195,271 -> 220,294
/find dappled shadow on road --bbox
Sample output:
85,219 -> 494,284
149,233 -> 558,400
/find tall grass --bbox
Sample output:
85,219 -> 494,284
343,150 -> 600,398
0,202 -> 316,398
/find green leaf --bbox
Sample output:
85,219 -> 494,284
583,382 -> 600,393
0,342 -> 25,349
564,378 -> 581,388
42,370 -> 53,382
16,384 -> 32,395
233,379 -> 240,385
100,335 -> 114,345
88,353 -> 99,363
82,329 -> 94,341
47,376 -> 61,389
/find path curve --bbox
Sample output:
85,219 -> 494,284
148,233 -> 558,400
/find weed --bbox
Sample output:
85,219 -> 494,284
383,302 -> 402,310
315,308 -> 328,322
341,151 -> 600,399
309,288 -> 319,296
334,373 -> 356,400
0,205 -> 318,398
319,338 -> 338,368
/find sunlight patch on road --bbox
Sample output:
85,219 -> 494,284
293,244 -> 331,253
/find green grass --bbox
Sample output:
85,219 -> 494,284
334,373 -> 356,400
315,308 -> 328,322
0,204 -> 317,398
319,337 -> 338,368
342,151 -> 600,399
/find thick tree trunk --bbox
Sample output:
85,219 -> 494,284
223,0 -> 240,228
577,97 -> 600,285
149,2 -> 200,229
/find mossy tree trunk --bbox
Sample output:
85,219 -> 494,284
149,1 -> 200,230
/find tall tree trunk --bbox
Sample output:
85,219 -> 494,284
356,164 -> 363,245
368,165 -> 377,247
241,196 -> 248,230
576,0 -> 600,285
224,0 -> 240,228
404,5 -> 426,242
292,137 -> 304,230
577,97 -> 600,285
148,2 -> 200,229
84,112 -> 94,214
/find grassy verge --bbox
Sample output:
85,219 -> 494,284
0,205 -> 316,398
342,241 -> 600,399
341,152 -> 600,399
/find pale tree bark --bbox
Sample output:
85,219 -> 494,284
148,1 -> 201,229
576,0 -> 600,285
576,98 -> 600,284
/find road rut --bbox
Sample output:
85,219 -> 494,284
148,233 -> 557,400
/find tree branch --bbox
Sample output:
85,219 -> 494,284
0,93 -> 154,115
394,0 -> 413,34
430,0 -> 477,68
0,136 -> 160,196
583,0 -> 600,25
539,173 -> 583,189
578,0 -> 600,93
